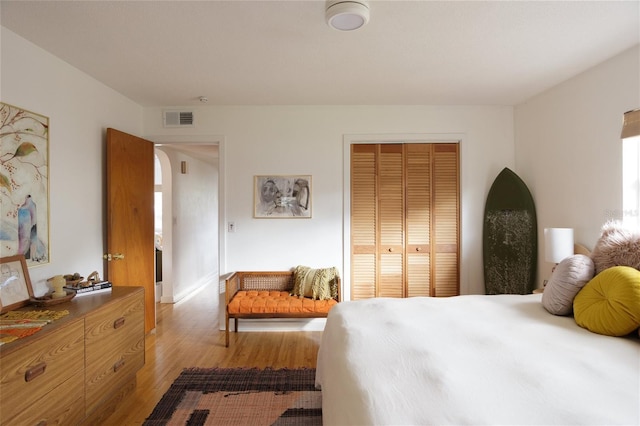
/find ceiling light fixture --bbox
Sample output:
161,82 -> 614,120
326,0 -> 369,31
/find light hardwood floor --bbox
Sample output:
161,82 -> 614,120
103,282 -> 321,425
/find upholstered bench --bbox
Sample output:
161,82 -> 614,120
223,269 -> 340,347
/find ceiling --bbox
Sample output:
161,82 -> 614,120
1,1 -> 639,107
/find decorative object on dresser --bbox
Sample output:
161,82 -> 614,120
63,272 -> 84,287
48,275 -> 67,298
67,281 -> 113,295
0,286 -> 145,425
64,270 -> 112,295
0,309 -> 70,345
0,255 -> 34,313
29,289 -> 76,307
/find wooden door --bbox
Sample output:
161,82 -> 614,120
351,145 -> 377,300
106,128 -> 155,333
405,144 -> 431,297
350,142 -> 459,300
378,145 -> 404,297
432,144 -> 459,296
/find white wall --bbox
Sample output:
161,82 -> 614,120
154,145 -> 218,303
1,27 -> 143,295
3,24 -> 545,300
144,105 -> 515,295
515,45 -> 640,287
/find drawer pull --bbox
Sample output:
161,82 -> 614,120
25,362 -> 47,382
113,358 -> 125,372
113,317 -> 126,329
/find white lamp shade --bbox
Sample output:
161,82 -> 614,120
544,228 -> 574,263
326,1 -> 370,31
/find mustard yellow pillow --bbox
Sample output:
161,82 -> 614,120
573,266 -> 640,336
291,266 -> 338,300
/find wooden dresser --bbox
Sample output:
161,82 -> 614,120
0,286 -> 145,425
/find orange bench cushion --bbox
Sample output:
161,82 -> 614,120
228,291 -> 337,314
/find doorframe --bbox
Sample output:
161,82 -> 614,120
146,134 -> 226,302
342,133 -> 465,301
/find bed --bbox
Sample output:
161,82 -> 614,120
315,294 -> 640,425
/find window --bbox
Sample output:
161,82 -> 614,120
622,109 -> 640,230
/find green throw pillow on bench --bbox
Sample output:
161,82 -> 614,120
291,265 -> 338,300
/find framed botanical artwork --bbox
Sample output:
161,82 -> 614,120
0,255 -> 34,313
0,102 -> 50,266
254,175 -> 311,218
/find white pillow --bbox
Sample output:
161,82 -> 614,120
542,254 -> 594,316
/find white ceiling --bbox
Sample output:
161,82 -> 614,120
1,0 -> 639,107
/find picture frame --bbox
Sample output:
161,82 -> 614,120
254,175 -> 312,218
0,102 -> 50,266
0,255 -> 34,313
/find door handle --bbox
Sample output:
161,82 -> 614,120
103,253 -> 125,261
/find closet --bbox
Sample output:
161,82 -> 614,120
350,143 -> 459,299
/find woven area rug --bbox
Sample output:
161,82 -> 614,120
144,367 -> 321,426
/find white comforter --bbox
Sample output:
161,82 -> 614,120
316,294 -> 640,425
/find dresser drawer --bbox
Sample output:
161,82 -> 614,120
7,373 -> 85,426
0,320 -> 85,425
84,289 -> 144,414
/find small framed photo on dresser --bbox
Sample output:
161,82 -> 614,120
0,255 -> 34,313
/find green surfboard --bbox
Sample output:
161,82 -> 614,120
483,167 -> 538,294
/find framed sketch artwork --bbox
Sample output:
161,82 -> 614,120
254,175 -> 311,218
0,103 -> 50,266
0,255 -> 34,313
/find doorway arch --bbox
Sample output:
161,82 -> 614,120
148,134 -> 225,307
154,148 -> 173,303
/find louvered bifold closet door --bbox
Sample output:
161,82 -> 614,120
405,144 -> 431,297
350,142 -> 459,300
378,145 -> 405,297
351,145 -> 377,300
432,144 -> 460,296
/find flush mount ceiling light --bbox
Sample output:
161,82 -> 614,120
326,0 -> 370,31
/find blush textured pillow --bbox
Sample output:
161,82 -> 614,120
542,254 -> 594,316
590,221 -> 640,274
573,266 -> 640,336
291,266 -> 338,300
